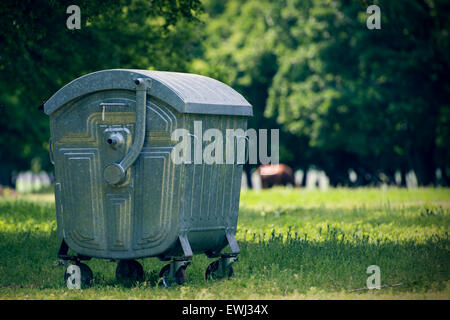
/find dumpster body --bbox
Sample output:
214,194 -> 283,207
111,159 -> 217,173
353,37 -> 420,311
44,69 -> 252,286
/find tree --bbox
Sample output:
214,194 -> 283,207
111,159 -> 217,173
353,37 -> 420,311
190,0 -> 313,185
264,0 -> 449,185
0,0 -> 203,185
193,0 -> 449,186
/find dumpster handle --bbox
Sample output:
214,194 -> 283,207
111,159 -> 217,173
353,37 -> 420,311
103,78 -> 150,185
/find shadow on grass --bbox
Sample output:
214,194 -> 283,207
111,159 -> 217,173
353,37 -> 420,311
0,200 -> 448,294
0,229 -> 448,293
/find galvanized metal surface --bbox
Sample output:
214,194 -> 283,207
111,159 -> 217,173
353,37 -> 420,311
44,69 -> 253,117
47,70 -> 252,261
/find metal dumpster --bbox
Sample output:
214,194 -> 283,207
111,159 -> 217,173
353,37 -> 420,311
43,69 -> 252,287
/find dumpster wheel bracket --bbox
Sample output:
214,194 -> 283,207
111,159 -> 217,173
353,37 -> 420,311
56,239 -> 91,266
178,233 -> 193,260
159,260 -> 190,287
205,230 -> 240,259
205,256 -> 237,281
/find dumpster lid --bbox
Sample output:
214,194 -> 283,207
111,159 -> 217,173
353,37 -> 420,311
44,69 -> 252,116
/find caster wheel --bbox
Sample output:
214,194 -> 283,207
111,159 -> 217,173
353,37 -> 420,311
205,260 -> 234,281
116,260 -> 144,287
159,264 -> 187,287
64,262 -> 93,289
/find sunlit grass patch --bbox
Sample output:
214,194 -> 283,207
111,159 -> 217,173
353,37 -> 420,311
0,188 -> 449,299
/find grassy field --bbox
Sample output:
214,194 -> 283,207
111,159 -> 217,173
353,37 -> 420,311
0,187 -> 449,299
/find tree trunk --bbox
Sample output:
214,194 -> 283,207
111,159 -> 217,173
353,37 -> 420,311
412,150 -> 436,186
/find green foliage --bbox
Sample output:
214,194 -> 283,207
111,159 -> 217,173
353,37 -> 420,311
0,0 -> 203,184
193,0 -> 450,185
0,0 -> 448,187
0,188 -> 449,299
190,0 -> 304,168
266,0 -> 449,185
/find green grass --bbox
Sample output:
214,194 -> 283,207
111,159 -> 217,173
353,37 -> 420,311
0,187 -> 449,299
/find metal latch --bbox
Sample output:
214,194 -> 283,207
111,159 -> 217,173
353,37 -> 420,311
103,78 -> 151,185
